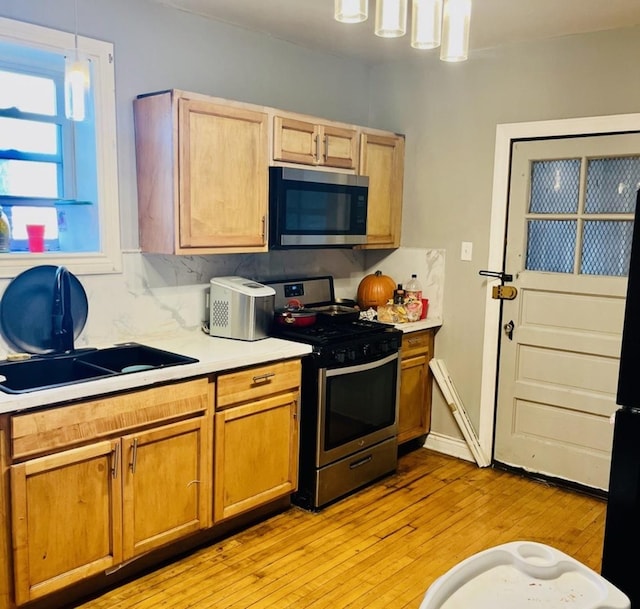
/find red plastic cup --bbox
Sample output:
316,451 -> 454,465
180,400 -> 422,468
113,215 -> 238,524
421,298 -> 429,319
26,224 -> 45,253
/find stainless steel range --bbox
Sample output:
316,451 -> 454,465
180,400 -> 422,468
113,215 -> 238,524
265,276 -> 402,510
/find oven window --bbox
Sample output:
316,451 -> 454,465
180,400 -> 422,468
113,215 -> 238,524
324,357 -> 398,450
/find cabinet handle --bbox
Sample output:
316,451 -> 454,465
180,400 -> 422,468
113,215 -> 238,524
261,215 -> 266,240
252,372 -> 275,383
315,134 -> 321,162
322,135 -> 327,162
111,443 -> 120,479
129,438 -> 138,474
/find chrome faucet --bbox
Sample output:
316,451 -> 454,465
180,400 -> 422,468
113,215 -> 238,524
52,266 -> 75,353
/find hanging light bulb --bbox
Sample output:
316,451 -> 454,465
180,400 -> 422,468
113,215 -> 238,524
64,0 -> 91,121
375,0 -> 408,38
440,0 -> 471,62
411,0 -> 442,49
335,0 -> 368,23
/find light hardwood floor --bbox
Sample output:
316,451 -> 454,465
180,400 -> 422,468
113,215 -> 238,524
73,448 -> 606,609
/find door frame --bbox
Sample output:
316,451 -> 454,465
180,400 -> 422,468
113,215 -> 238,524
479,113 -> 640,462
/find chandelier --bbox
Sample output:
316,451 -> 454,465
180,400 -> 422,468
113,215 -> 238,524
334,0 -> 472,62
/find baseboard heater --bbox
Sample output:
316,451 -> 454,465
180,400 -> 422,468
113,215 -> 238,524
429,358 -> 491,468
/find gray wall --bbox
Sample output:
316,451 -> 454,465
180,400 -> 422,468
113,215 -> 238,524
369,27 -> 640,437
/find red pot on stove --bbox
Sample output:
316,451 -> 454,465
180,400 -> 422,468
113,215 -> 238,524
274,299 -> 317,327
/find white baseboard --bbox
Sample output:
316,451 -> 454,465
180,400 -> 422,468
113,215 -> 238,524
423,432 -> 478,464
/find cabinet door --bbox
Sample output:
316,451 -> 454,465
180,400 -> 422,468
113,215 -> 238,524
358,132 -> 405,249
121,417 -> 210,559
178,98 -> 269,251
11,440 -> 122,605
273,116 -> 358,169
398,330 -> 434,444
398,354 -> 430,443
321,125 -> 358,169
273,116 -> 318,166
214,391 -> 299,522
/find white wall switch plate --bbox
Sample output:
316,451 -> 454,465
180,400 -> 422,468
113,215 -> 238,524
461,241 -> 473,261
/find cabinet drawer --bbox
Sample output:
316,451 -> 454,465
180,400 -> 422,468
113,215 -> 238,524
11,377 -> 210,460
402,330 -> 433,358
216,359 -> 301,409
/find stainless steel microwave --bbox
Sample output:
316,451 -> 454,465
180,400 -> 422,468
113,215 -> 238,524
269,167 -> 369,249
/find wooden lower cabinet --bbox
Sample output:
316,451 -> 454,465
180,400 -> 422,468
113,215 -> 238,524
398,329 -> 435,444
214,360 -> 301,522
9,379 -> 211,606
11,440 -> 123,605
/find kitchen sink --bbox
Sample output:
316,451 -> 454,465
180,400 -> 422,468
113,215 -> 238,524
0,343 -> 198,394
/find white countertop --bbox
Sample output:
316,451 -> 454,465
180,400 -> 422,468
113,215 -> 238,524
0,318 -> 443,416
394,318 -> 442,333
0,330 -> 312,415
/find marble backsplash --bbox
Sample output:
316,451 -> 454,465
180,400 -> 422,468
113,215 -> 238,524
0,247 -> 444,356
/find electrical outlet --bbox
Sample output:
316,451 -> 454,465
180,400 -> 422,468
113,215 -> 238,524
461,241 -> 473,261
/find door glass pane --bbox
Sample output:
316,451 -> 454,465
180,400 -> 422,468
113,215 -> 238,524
526,219 -> 576,273
585,157 -> 640,213
530,159 -> 580,213
0,70 -> 56,115
0,117 -> 58,154
0,160 -> 58,197
581,220 -> 633,277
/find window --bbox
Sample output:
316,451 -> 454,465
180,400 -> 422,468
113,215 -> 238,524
525,155 -> 640,277
0,17 -> 121,276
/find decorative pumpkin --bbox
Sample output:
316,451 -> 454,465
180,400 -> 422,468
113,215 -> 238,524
357,270 -> 396,309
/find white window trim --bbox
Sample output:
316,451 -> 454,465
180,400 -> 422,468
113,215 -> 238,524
0,16 -> 122,277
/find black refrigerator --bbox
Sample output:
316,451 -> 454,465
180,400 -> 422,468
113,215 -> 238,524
602,188 -> 640,605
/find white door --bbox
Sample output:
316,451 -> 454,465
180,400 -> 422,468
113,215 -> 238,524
494,133 -> 640,490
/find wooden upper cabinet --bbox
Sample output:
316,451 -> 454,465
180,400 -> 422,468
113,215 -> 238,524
134,90 -> 269,255
273,115 -> 358,170
358,132 -> 405,249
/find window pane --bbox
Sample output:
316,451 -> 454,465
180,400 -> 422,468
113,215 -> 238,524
585,157 -> 640,213
526,219 -> 576,273
0,117 -> 58,154
5,206 -> 60,252
530,159 -> 581,213
0,70 -> 56,115
581,220 -> 633,277
0,160 -> 58,197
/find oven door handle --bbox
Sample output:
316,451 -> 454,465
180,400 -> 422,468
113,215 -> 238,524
325,351 -> 399,378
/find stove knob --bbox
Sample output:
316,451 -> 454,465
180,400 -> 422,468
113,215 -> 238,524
334,349 -> 346,364
380,341 -> 389,353
362,343 -> 370,356
347,348 -> 357,361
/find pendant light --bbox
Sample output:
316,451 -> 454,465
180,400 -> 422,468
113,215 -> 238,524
440,0 -> 471,62
334,0 -> 472,61
411,0 -> 443,49
64,0 -> 91,121
375,0 -> 408,38
334,0 -> 368,23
